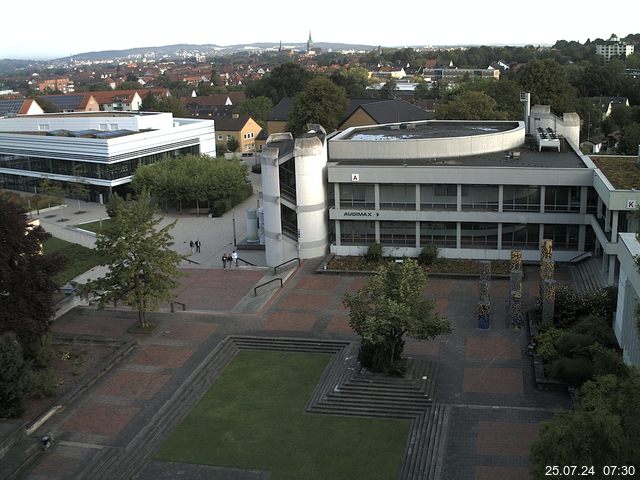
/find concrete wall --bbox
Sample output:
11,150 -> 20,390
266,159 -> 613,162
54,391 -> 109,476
614,234 -> 640,366
260,145 -> 285,267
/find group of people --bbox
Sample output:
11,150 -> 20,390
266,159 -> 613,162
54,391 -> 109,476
189,240 -> 202,254
222,250 -> 238,269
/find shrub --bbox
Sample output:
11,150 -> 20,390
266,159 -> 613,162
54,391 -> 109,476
589,344 -> 628,379
418,244 -> 439,266
0,333 -> 27,418
24,368 -> 57,399
535,327 -> 563,363
364,243 -> 383,263
569,315 -> 617,348
23,334 -> 55,368
555,332 -> 598,358
554,285 -> 618,327
551,357 -> 594,387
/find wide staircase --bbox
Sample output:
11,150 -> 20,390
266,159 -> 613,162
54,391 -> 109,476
571,257 -> 608,293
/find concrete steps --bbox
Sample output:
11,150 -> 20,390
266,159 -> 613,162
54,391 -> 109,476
571,257 -> 607,293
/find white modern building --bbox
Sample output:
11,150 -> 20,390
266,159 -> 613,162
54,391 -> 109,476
595,34 -> 635,61
0,111 -> 215,201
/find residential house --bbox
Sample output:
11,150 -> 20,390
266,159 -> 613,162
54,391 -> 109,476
91,90 -> 144,111
215,114 -> 262,153
38,78 -> 74,93
0,98 -> 44,117
39,93 -> 99,112
589,96 -> 630,120
338,99 -> 433,130
595,34 -> 635,61
181,92 -> 246,118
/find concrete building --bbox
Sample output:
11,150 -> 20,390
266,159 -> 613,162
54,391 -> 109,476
595,34 -> 635,61
0,111 -> 215,202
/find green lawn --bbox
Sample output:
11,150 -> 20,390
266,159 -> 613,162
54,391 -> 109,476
75,218 -> 112,233
43,237 -> 103,285
156,350 -> 410,479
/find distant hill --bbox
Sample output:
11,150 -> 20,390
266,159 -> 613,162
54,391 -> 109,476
53,42 -> 378,62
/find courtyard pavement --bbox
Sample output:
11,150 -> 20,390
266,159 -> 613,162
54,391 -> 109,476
10,255 -> 574,480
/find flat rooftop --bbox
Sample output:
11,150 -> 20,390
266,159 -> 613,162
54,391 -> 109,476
343,121 -> 519,141
331,140 -> 587,169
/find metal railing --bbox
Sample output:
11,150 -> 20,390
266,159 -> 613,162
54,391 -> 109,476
569,251 -> 593,263
273,257 -> 300,275
170,301 -> 186,312
183,257 -> 200,265
254,278 -> 283,296
237,257 -> 256,266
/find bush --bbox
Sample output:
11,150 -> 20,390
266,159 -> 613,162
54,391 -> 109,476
551,357 -> 594,387
211,199 -> 232,217
569,315 -> 617,347
554,285 -> 618,327
535,327 -> 562,363
0,333 -> 27,418
24,368 -> 57,399
555,332 -> 598,358
23,334 -> 55,368
418,244 -> 439,266
364,243 -> 383,263
589,344 -> 628,379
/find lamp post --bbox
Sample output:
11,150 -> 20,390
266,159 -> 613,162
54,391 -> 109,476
232,211 -> 237,247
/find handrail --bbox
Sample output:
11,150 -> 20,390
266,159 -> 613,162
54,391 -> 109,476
273,257 -> 300,274
237,257 -> 256,266
183,257 -> 200,265
254,278 -> 283,296
569,251 -> 592,263
170,301 -> 186,312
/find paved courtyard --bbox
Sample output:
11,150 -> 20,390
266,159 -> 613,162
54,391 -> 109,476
13,259 -> 570,480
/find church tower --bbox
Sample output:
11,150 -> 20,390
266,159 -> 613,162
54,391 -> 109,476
307,31 -> 313,53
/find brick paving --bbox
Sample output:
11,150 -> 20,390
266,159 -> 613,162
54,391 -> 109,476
16,261 -> 576,480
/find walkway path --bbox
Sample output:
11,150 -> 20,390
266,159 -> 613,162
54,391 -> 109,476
8,260 -> 570,480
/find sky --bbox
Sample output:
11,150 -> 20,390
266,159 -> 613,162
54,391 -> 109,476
2,0 -> 639,60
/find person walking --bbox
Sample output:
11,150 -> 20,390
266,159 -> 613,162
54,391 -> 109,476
222,253 -> 227,269
231,250 -> 238,267
189,240 -> 194,254
195,239 -> 201,253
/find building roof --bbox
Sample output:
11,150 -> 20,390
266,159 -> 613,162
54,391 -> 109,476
90,90 -> 140,105
215,115 -> 253,131
0,98 -> 36,116
351,99 -> 433,125
266,97 -> 294,121
591,156 -> 640,189
342,121 -> 518,141
39,93 -> 95,110
181,92 -> 246,108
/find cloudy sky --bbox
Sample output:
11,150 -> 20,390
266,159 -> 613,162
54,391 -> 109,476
3,0 -> 638,59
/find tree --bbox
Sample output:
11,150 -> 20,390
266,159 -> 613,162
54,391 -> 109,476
530,373 -> 640,478
342,260 -> 452,375
330,67 -> 371,98
618,123 -> 640,155
233,96 -> 273,128
379,79 -> 398,100
140,94 -> 186,117
83,192 -> 183,328
0,197 -> 64,344
413,81 -> 432,100
245,63 -> 313,104
436,90 -> 507,120
227,137 -> 240,153
286,77 -> 348,134
516,59 -> 577,114
0,332 -> 28,418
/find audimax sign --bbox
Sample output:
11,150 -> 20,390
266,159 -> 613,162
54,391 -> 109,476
343,211 -> 379,217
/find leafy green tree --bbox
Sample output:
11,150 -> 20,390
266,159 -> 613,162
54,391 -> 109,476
286,77 -> 348,134
530,372 -> 640,478
330,67 -> 371,98
0,332 -> 28,418
618,123 -> 640,155
245,63 -> 313,104
436,90 -> 507,120
140,94 -> 186,117
413,81 -> 432,100
233,96 -> 273,128
83,192 -> 183,328
227,136 -> 240,153
38,177 -> 66,211
342,259 -> 452,375
516,59 -> 577,113
0,197 -> 64,344
379,79 -> 398,100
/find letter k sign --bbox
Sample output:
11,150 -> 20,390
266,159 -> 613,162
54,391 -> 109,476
351,174 -> 359,182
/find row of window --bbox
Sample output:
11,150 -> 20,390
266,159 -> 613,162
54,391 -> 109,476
338,184 -> 592,213
0,146 -> 199,181
339,221 -> 580,250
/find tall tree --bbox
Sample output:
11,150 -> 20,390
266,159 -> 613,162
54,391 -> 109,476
0,332 -> 28,418
245,63 -> 313,104
286,77 -> 348,134
516,59 -> 577,114
330,67 -> 371,98
436,90 -> 508,120
233,96 -> 273,128
83,192 -> 183,328
343,260 -> 452,374
0,197 -> 63,344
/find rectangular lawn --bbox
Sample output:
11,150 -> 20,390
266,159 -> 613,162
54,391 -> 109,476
156,350 -> 410,479
43,237 -> 103,285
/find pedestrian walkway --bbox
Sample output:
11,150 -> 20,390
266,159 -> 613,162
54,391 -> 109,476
7,259 -> 571,480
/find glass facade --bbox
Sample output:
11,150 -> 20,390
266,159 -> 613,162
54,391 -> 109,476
502,186 -> 540,211
461,223 -> 498,248
420,222 -> 457,247
280,204 -> 298,240
461,185 -> 499,211
380,221 -> 416,246
420,184 -> 457,210
340,220 -> 375,245
278,158 -> 296,203
380,184 -> 415,210
544,224 -> 579,250
339,184 -> 375,209
544,186 -> 580,212
502,223 -> 540,249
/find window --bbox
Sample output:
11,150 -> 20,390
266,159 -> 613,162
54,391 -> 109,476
503,186 -> 540,211
544,186 -> 580,212
461,185 -> 499,211
543,224 -> 579,250
379,184 -> 416,210
227,135 -> 232,141
460,223 -> 498,249
250,132 -> 254,138
380,221 -> 416,246
340,221 -> 376,245
37,124 -> 50,131
502,223 -> 539,249
340,184 -> 375,209
217,135 -> 223,141
420,222 -> 457,247
420,184 -> 457,210
99,123 -> 108,131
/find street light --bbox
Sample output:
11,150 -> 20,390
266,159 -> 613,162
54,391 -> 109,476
232,211 -> 237,247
